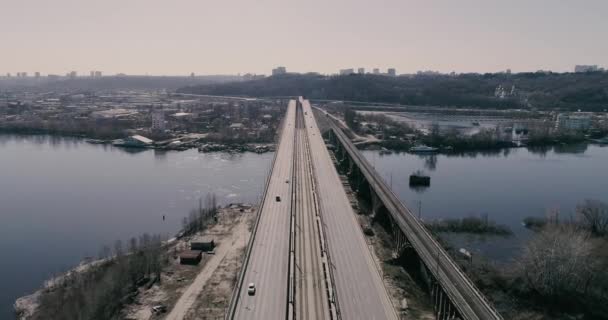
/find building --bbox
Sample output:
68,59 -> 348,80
373,68 -> 380,74
179,250 -> 202,265
339,68 -> 355,75
68,71 -> 77,79
229,122 -> 244,131
358,68 -> 365,74
123,135 -> 154,147
387,68 -> 396,76
151,108 -> 166,132
34,72 -> 40,78
556,113 -> 592,131
575,65 -> 599,73
272,66 -> 287,75
190,236 -> 215,252
95,71 -> 102,77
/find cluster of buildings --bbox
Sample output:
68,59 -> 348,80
0,90 -> 284,148
272,66 -> 287,76
494,84 -> 517,99
574,65 -> 605,73
338,67 -> 396,76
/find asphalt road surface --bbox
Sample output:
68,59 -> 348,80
233,99 -> 397,320
233,101 -> 296,320
302,100 -> 398,320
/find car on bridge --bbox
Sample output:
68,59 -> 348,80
247,283 -> 256,296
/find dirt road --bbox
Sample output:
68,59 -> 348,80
165,215 -> 250,320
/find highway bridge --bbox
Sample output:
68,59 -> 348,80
227,98 -> 397,320
226,98 -> 502,320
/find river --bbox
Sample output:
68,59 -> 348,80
0,134 -> 273,319
361,144 -> 608,263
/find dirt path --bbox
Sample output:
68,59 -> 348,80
164,216 -> 250,320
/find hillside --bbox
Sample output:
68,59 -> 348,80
177,72 -> 608,111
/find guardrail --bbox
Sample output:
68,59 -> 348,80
326,115 -> 502,320
224,102 -> 293,320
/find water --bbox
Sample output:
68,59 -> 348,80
0,134 -> 273,319
362,144 -> 608,263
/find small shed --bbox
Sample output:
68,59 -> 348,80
190,236 -> 215,252
179,250 -> 202,265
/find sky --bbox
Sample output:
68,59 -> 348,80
1,0 -> 607,76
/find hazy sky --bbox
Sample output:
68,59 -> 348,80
2,0 -> 607,75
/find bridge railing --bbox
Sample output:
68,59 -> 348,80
325,114 -> 502,320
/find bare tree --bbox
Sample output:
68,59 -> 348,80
518,225 -> 595,300
577,199 -> 608,236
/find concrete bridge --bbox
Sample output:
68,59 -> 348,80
323,111 -> 503,320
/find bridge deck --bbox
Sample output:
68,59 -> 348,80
303,101 -> 398,320
232,101 -> 296,320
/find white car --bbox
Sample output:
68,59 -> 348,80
247,282 -> 256,296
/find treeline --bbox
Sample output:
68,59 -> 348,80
30,194 -> 219,320
425,215 -> 512,235
0,118 -> 135,140
466,199 -> 608,319
33,234 -> 165,320
177,72 -> 608,111
182,193 -> 218,236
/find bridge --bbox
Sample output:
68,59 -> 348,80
225,98 -> 502,320
227,98 -> 397,320
322,109 -> 503,320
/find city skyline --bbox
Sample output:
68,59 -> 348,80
2,0 -> 608,75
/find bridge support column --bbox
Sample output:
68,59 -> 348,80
370,189 -> 384,219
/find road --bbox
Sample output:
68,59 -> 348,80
293,104 -> 331,320
302,100 -> 398,320
231,99 -> 397,320
232,101 -> 296,320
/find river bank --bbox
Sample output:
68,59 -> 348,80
14,204 -> 256,320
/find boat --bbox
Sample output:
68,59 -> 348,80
409,145 -> 438,153
409,170 -> 430,187
590,137 -> 608,144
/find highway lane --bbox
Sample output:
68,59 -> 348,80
294,104 -> 331,320
302,100 -> 398,320
233,100 -> 296,320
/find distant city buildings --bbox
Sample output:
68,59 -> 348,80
556,113 -> 592,131
151,107 -> 166,132
387,68 -> 396,76
358,68 -> 365,74
373,68 -> 380,74
339,68 -> 355,75
90,71 -> 102,78
272,66 -> 287,76
35,72 -> 40,78
574,65 -> 600,73
494,85 -> 516,99
68,71 -> 77,79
